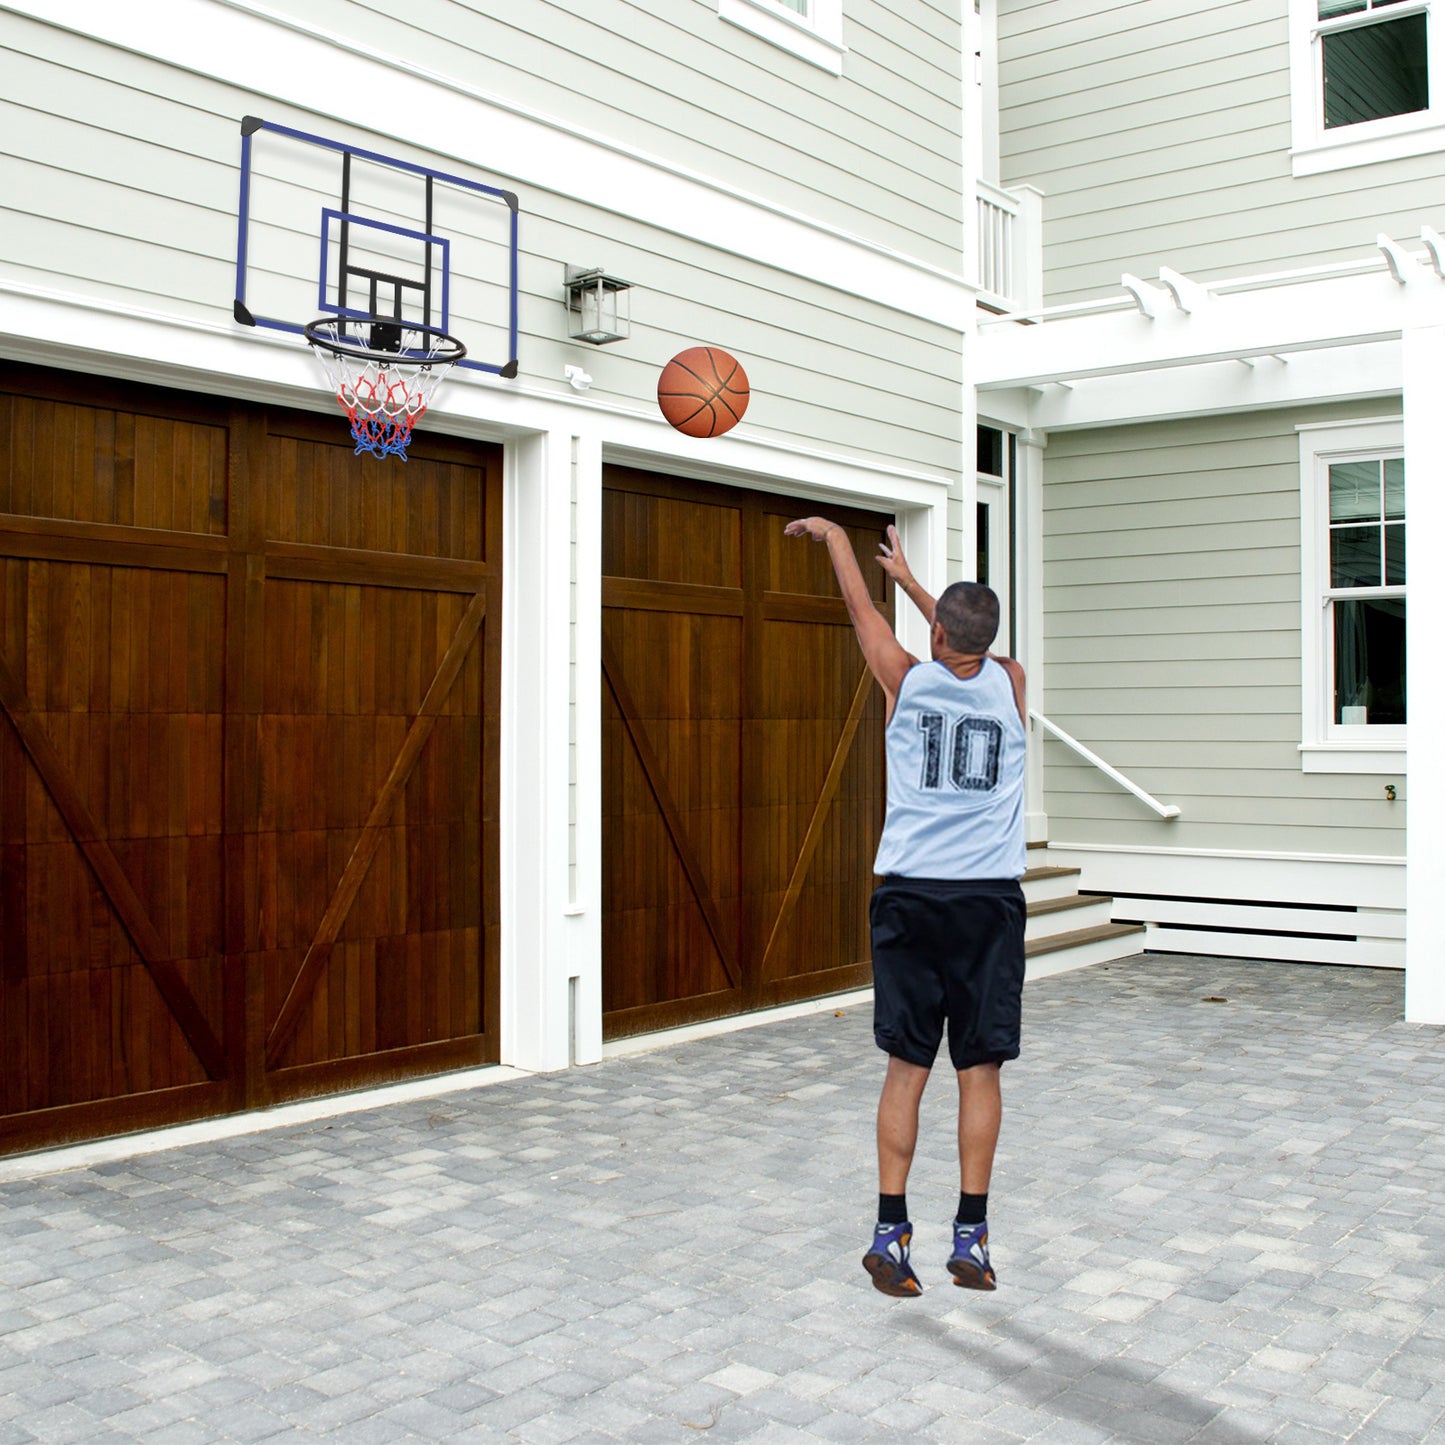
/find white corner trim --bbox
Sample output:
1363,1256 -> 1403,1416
7,0 -> 967,325
1299,744 -> 1407,774
718,0 -> 847,74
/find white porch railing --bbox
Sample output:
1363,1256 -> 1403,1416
976,180 -> 1043,313
1029,710 -> 1181,820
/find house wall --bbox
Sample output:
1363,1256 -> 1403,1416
996,0 -> 1445,303
1040,399 -> 1406,857
220,0 -> 968,271
0,8 -> 966,491
0,0 -> 973,1093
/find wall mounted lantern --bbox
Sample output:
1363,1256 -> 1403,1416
564,265 -> 632,345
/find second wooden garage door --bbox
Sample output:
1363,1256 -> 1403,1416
602,467 -> 893,1037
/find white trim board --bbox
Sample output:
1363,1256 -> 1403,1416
4,0 -> 971,329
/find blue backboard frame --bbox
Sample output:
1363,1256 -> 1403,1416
234,116 -> 519,379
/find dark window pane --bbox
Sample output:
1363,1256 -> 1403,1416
1333,596 -> 1406,724
1386,522 -> 1406,584
1384,457 -> 1405,519
977,425 -> 1003,477
1329,460 -> 1381,521
1323,14 -> 1429,129
1320,0 -> 1367,13
977,502 -> 990,585
1331,524 -> 1382,586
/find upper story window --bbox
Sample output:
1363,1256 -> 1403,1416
1298,418 -> 1406,772
1291,0 -> 1443,173
717,0 -> 847,75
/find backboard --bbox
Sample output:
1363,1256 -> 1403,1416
233,116 -> 519,378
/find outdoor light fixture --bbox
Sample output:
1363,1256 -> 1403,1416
564,265 -> 632,345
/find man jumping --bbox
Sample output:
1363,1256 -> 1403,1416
784,518 -> 1027,1297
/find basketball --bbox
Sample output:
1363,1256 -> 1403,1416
657,347 -> 750,437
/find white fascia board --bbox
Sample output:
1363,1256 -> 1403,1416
1013,340 -> 1402,432
1,280 -> 950,510
975,267 -> 1445,389
9,0 -> 970,330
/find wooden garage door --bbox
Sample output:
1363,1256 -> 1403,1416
0,365 -> 500,1155
602,467 -> 892,1037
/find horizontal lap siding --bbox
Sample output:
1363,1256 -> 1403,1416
1041,402 -> 1406,856
997,0 -> 1445,303
235,0 -> 965,269
0,13 -> 963,481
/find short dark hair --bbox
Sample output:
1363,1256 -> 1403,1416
934,582 -> 999,653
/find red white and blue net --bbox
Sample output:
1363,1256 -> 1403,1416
306,319 -> 463,461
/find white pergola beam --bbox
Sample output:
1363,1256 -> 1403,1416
1017,340 -> 1401,432
976,264 -> 1443,390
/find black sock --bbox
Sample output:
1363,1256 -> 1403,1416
877,1193 -> 908,1226
956,1192 -> 988,1226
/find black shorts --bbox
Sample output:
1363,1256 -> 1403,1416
869,876 -> 1026,1072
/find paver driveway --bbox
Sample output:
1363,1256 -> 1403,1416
1,954 -> 1443,1442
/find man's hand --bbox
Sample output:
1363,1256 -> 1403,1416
875,525 -> 914,587
784,516 -> 837,543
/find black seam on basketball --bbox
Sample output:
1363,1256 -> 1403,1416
661,397 -> 711,428
714,354 -> 741,390
716,395 -> 743,425
671,361 -> 723,399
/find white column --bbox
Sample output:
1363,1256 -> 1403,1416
1016,428 -> 1048,842
1404,324 -> 1445,1024
567,434 -> 604,1065
500,429 -> 584,1071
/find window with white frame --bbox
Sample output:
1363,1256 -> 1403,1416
717,0 -> 847,75
1289,0 -> 1443,174
1299,419 -> 1406,771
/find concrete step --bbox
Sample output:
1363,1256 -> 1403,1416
1025,921 -> 1148,980
1025,891 -> 1117,942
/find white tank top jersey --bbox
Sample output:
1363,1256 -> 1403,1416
873,657 -> 1027,881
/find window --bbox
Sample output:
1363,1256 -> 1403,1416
1290,0 -> 1443,173
1299,419 -> 1406,771
717,0 -> 847,75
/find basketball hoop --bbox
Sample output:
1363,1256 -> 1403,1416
304,316 -> 466,461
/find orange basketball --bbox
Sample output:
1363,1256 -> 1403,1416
657,347 -> 750,438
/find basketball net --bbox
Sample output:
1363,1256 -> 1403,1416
308,319 -> 460,462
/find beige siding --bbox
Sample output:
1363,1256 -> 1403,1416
1041,401 -> 1406,855
0,13 -> 964,480
225,0 -> 966,271
997,0 -> 1445,302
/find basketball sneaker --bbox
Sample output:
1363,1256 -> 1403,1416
947,1220 -> 996,1290
862,1221 -> 922,1297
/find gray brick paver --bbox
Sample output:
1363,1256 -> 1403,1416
0,958 -> 1440,1443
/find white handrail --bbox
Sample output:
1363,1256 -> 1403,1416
1029,710 -> 1181,820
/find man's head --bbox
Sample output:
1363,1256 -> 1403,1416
931,581 -> 1000,656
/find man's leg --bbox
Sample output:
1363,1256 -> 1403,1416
878,1055 -> 931,1193
863,1056 -> 930,1296
949,1062 -> 1002,1290
956,1061 -> 1002,1193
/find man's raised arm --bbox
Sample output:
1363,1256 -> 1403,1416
784,517 -> 914,707
876,524 -> 937,624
